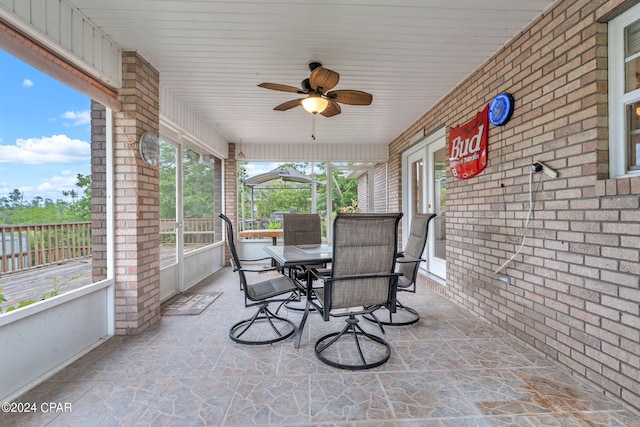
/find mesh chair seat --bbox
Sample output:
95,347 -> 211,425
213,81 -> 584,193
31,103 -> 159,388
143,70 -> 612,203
246,275 -> 300,300
220,214 -> 300,345
309,213 -> 402,370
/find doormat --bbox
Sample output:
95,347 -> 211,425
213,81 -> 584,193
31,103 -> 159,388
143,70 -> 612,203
161,291 -> 222,316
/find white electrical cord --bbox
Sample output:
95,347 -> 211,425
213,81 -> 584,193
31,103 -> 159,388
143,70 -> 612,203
494,167 -> 543,275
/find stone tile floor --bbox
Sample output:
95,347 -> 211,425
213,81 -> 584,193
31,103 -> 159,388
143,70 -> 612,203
4,266 -> 640,426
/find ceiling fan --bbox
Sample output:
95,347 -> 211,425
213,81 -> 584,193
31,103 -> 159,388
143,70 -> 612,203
257,62 -> 373,117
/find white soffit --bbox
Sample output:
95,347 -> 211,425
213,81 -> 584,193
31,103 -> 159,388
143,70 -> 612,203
5,0 -> 557,151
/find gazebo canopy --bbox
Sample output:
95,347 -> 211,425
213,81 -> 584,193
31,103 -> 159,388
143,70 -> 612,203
244,166 -> 312,186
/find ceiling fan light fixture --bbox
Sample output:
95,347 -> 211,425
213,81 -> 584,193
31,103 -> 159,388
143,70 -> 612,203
301,96 -> 329,114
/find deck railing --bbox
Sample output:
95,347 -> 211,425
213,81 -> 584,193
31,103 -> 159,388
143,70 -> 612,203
0,219 -> 217,274
0,222 -> 92,274
159,218 -> 216,245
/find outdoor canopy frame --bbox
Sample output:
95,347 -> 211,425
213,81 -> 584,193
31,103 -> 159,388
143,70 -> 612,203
242,166 -> 315,227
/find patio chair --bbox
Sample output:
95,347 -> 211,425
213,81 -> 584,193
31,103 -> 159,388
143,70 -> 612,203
365,213 -> 436,326
220,214 -> 300,345
283,213 -> 322,246
309,212 -> 402,370
282,213 -> 325,297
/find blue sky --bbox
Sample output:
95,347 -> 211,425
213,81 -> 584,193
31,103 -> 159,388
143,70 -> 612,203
0,49 -> 91,203
0,48 -> 308,202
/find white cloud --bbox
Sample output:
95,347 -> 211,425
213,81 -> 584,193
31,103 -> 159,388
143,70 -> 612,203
22,78 -> 34,87
61,110 -> 91,127
0,170 -> 80,201
0,134 -> 90,164
36,170 -> 78,194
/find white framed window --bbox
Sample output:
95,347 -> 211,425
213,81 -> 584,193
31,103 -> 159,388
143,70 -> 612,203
609,3 -> 640,178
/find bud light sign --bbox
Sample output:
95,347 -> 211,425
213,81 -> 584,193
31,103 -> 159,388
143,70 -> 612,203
449,104 -> 489,179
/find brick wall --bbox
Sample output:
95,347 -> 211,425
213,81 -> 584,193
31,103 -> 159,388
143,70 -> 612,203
384,0 -> 639,412
357,174 -> 368,212
112,52 -> 161,335
373,163 -> 388,213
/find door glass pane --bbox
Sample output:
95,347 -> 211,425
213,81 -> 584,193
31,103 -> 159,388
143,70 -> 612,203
159,141 -> 177,267
627,103 -> 640,171
411,158 -> 424,215
625,19 -> 640,57
625,20 -> 640,92
433,147 -> 447,261
183,147 -> 215,252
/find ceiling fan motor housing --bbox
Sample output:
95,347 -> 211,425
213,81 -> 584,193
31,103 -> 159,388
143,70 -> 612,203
308,61 -> 322,72
258,62 -> 372,118
301,78 -> 312,93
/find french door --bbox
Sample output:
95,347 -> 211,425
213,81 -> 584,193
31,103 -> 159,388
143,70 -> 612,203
403,128 -> 446,280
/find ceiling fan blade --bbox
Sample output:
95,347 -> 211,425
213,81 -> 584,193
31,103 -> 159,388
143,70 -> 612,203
320,99 -> 341,117
310,67 -> 340,92
327,90 -> 373,105
274,99 -> 303,111
258,83 -> 305,94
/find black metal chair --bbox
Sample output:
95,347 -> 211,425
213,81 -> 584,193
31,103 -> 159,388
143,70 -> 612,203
281,214 -> 326,308
365,213 -> 436,326
309,212 -> 402,370
220,214 -> 300,345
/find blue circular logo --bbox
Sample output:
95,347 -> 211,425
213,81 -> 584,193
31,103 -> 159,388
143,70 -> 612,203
489,93 -> 514,126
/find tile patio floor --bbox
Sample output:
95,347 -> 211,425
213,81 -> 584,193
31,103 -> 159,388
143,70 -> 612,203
4,265 -> 640,426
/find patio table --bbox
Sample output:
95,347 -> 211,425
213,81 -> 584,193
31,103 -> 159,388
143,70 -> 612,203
238,228 -> 283,246
264,244 -> 332,348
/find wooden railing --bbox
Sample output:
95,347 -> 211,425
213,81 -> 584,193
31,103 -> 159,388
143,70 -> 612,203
0,222 -> 92,274
159,218 -> 216,245
0,218 -> 218,274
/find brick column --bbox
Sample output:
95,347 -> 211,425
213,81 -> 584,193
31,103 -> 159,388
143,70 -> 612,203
112,52 -> 161,335
91,100 -> 108,282
223,143 -> 238,261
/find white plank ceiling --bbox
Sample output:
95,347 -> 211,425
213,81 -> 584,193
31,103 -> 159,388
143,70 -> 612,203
68,0 -> 556,146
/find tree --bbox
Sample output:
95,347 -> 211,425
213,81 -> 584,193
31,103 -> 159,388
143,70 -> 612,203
8,189 -> 24,207
31,196 -> 43,208
62,174 -> 91,222
159,142 -> 177,220
254,184 -> 312,219
182,148 -> 214,220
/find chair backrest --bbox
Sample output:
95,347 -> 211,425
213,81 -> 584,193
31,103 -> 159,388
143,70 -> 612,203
219,214 -> 248,288
329,213 -> 403,310
398,213 -> 436,283
220,213 -> 240,266
282,213 -> 322,245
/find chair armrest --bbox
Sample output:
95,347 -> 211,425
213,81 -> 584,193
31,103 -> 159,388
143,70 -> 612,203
309,268 -> 330,281
239,256 -> 274,263
237,265 -> 281,274
311,271 -> 400,283
332,272 -> 400,282
396,255 -> 425,264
